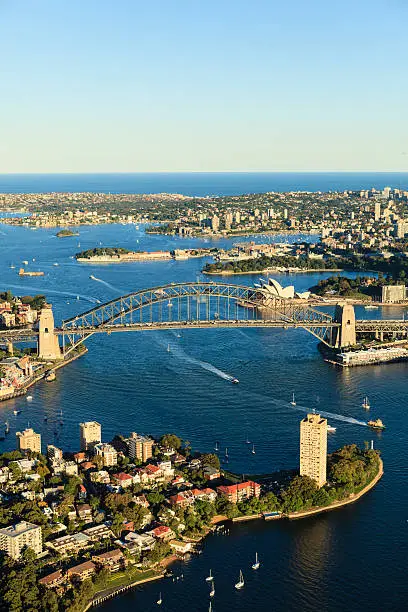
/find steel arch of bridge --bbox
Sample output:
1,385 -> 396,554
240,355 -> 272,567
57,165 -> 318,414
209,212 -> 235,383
61,282 -> 337,354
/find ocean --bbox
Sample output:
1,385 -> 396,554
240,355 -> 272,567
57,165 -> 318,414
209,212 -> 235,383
0,172 -> 408,195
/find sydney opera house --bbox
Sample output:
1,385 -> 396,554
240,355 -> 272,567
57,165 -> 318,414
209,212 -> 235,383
255,277 -> 311,300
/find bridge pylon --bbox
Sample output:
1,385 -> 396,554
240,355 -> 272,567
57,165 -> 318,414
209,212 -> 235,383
37,304 -> 61,360
332,303 -> 356,348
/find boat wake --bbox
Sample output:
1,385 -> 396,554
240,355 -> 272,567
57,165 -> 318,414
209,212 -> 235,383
5,283 -> 100,304
89,275 -> 123,293
156,337 -> 237,382
288,402 -> 368,426
241,389 -> 368,426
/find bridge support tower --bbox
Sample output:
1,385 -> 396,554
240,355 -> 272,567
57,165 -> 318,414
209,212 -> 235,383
37,304 -> 61,360
333,303 -> 356,348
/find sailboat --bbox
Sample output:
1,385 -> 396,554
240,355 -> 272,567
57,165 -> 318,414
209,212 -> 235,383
252,552 -> 260,570
214,441 -> 219,452
362,396 -> 370,410
206,569 -> 213,582
235,569 -> 245,589
251,443 -> 256,455
245,433 -> 251,444
167,344 -> 171,353
5,421 -> 9,435
156,592 -> 162,605
290,392 -> 296,406
210,581 -> 215,597
225,447 -> 229,459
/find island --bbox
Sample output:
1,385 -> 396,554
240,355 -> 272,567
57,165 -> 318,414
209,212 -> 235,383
0,424 -> 382,612
56,229 -> 80,238
75,246 -> 219,263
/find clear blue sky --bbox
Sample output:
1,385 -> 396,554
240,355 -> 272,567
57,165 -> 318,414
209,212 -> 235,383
1,0 -> 407,172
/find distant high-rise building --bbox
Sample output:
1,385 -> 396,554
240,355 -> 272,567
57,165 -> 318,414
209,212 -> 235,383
283,208 -> 288,220
234,211 -> 241,224
211,215 -> 220,232
383,186 -> 391,198
80,421 -> 101,451
16,428 -> 41,454
300,413 -> 327,488
224,212 -> 233,231
94,443 -> 117,467
394,220 -> 408,239
128,432 -> 154,462
0,521 -> 42,559
374,201 -> 381,221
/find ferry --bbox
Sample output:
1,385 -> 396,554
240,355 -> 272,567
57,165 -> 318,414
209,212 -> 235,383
327,424 -> 337,433
368,419 -> 385,430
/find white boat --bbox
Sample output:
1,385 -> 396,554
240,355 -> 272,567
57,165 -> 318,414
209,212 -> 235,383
362,396 -> 370,410
210,581 -> 215,597
214,441 -> 219,452
235,569 -> 245,589
26,396 -> 33,402
22,260 -> 28,265
53,263 -> 59,266
206,569 -> 213,582
252,552 -> 260,570
245,434 -> 251,444
167,344 -> 171,353
290,392 -> 296,406
327,424 -> 337,433
10,264 -> 15,269
251,443 -> 256,455
13,410 -> 21,415
156,592 -> 162,605
364,305 -> 379,310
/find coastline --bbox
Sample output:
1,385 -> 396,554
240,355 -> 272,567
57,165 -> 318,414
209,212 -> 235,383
202,268 -> 344,276
83,457 -> 383,611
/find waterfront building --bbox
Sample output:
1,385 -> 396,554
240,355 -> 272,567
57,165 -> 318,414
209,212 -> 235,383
300,413 -> 327,488
216,480 -> 260,503
16,427 -> 41,454
79,421 -> 101,451
94,442 -> 117,466
128,432 -> 154,462
0,521 -> 42,559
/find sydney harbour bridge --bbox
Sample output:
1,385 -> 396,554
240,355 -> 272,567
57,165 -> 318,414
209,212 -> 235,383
1,282 -> 408,359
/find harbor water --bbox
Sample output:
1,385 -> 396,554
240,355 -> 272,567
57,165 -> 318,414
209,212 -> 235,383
0,217 -> 407,611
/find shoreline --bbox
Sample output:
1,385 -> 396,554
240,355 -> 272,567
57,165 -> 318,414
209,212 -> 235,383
0,348 -> 87,403
203,268 -> 343,275
85,457 -> 383,611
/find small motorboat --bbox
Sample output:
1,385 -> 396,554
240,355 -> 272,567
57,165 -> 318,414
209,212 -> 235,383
206,569 -> 213,582
231,378 -> 239,384
26,396 -> 33,402
156,592 -> 162,605
327,424 -> 337,433
13,409 -> 22,415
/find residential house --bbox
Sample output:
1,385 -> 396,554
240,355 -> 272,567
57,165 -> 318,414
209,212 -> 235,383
66,561 -> 96,582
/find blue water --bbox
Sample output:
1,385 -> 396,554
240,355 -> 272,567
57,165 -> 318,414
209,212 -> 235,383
0,172 -> 408,195
0,220 -> 407,610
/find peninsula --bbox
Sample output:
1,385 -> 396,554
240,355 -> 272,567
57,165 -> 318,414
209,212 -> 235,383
0,416 -> 382,612
75,247 -> 218,263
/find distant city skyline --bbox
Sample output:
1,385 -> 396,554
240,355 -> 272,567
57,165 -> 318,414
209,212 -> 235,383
1,0 -> 407,173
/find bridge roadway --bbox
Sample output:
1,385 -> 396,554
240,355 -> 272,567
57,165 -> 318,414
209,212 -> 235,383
3,319 -> 408,341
